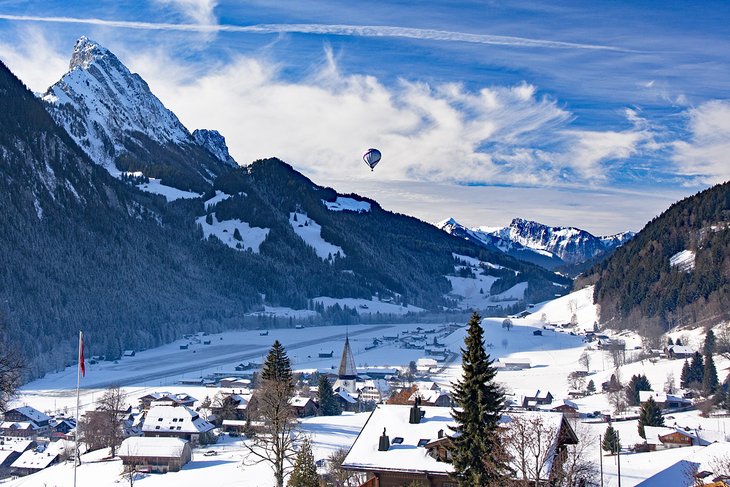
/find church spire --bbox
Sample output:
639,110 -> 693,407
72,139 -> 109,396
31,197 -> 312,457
338,334 -> 357,380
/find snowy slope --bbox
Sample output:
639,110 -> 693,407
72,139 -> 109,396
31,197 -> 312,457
289,212 -> 345,261
196,213 -> 269,252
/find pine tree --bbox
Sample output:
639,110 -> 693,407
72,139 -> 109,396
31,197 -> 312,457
450,312 -> 508,485
704,330 -> 716,356
638,396 -> 664,439
318,375 -> 341,416
602,424 -> 620,454
625,374 -> 652,407
287,438 -> 319,487
676,338 -> 683,346
667,337 -> 674,346
587,380 -> 596,394
689,352 -> 705,388
233,228 -> 243,241
703,354 -> 719,396
680,360 -> 691,388
262,340 -> 294,386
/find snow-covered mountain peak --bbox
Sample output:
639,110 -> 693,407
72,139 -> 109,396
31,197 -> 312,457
192,129 -> 237,166
436,217 -> 462,231
69,36 -> 109,71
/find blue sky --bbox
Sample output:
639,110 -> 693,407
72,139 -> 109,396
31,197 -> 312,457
1,0 -> 728,234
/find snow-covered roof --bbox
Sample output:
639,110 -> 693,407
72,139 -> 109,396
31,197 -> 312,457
0,439 -> 33,454
636,442 -> 730,486
639,391 -> 691,404
142,405 -> 214,434
289,396 -> 315,408
7,406 -> 50,424
409,389 -> 450,404
643,426 -> 677,446
343,405 -> 454,475
343,405 -> 571,479
336,390 -> 358,404
10,450 -> 59,470
667,345 -> 694,355
1,421 -> 38,431
119,436 -> 188,458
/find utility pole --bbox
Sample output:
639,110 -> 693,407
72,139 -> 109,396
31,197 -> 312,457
616,430 -> 622,487
599,434 -> 604,487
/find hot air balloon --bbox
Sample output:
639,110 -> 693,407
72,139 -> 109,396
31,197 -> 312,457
362,148 -> 381,172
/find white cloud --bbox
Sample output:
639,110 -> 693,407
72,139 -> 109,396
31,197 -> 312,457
151,0 -> 218,26
672,100 -> 730,184
0,27 -> 68,93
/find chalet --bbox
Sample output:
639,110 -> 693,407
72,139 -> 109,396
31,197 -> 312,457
219,377 -> 251,389
123,350 -> 136,357
210,392 -> 252,422
0,439 -> 34,470
319,350 -> 334,358
358,379 -> 391,403
342,404 -> 578,487
2,407 -> 51,439
637,442 -> 730,486
357,368 -> 399,380
335,389 -> 360,413
142,405 -> 215,445
639,391 -> 692,410
408,389 -> 452,407
289,397 -> 319,418
550,399 -> 579,416
138,392 -> 197,410
118,437 -> 192,473
10,450 -> 59,476
533,330 -> 543,336
512,389 -> 554,410
666,345 -> 694,359
496,357 -> 532,370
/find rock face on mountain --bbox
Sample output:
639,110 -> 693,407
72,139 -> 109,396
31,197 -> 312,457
192,129 -> 237,166
438,217 -> 634,270
42,37 -> 230,193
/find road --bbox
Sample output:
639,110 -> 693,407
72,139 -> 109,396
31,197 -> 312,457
79,324 -> 393,389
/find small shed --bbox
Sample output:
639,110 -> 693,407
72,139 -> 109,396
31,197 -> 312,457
533,330 -> 543,336
118,437 -> 191,473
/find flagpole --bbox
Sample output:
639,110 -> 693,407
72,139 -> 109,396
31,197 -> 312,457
74,330 -> 82,487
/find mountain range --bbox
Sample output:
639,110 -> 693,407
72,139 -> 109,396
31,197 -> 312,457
0,38 -> 568,379
437,217 -> 634,272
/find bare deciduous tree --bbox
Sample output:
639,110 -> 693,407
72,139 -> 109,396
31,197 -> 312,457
79,385 -> 126,457
578,352 -> 590,373
323,448 -> 366,487
504,414 -> 560,485
555,420 -> 599,486
0,321 -> 22,413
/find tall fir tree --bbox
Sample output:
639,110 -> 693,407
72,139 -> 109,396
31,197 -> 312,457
450,312 -> 508,486
625,374 -> 652,407
689,352 -> 705,387
704,330 -> 716,356
602,424 -> 620,454
262,340 -> 294,388
638,396 -> 664,439
317,375 -> 341,416
287,438 -> 319,487
703,354 -> 719,396
680,360 -> 691,389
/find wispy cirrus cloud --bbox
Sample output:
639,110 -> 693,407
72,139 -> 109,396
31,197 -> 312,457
151,0 -> 219,26
0,13 -> 633,52
672,100 -> 730,184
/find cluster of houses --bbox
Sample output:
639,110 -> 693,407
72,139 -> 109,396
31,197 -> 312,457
0,406 -> 76,477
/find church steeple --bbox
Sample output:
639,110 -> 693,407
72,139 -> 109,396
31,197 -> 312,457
338,334 -> 357,380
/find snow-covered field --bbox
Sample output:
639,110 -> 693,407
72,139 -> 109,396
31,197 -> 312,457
196,213 -> 270,252
9,286 -> 730,486
289,212 -> 344,260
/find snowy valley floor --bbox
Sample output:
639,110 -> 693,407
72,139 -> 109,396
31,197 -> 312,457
7,287 -> 730,486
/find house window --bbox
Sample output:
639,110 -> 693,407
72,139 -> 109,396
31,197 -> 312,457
158,418 -> 163,421
172,418 -> 177,422
417,439 -> 430,447
391,437 -> 403,445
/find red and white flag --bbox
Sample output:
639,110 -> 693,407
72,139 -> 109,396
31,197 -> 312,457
79,331 -> 85,377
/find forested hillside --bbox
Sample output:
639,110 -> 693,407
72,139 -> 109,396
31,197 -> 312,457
0,61 -> 566,380
581,182 -> 730,337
